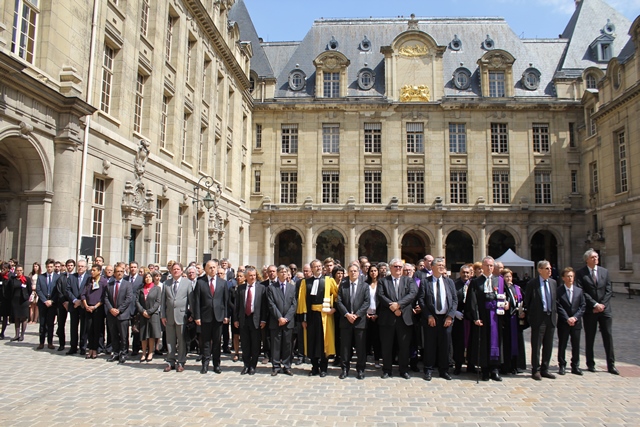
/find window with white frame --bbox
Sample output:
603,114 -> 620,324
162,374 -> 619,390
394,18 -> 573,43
140,0 -> 150,38
133,73 -> 145,134
100,44 -> 115,114
364,123 -> 381,153
280,172 -> 298,204
407,171 -> 424,204
590,161 -> 599,194
11,0 -> 38,64
450,171 -> 468,204
176,206 -> 185,263
449,123 -> 466,153
165,14 -> 175,63
92,177 -> 106,257
281,124 -> 298,154
186,39 -> 195,83
533,123 -> 550,153
492,170 -> 510,204
586,73 -> 597,89
571,170 -> 578,194
322,124 -> 340,153
406,123 -> 424,153
322,171 -> 339,204
535,171 -> 552,204
491,123 -> 508,153
323,72 -> 340,98
488,71 -> 505,97
588,107 -> 597,136
154,199 -> 163,264
198,127 -> 206,171
364,171 -> 382,203
181,112 -> 190,162
615,131 -> 628,193
254,170 -> 261,193
255,124 -> 262,149
160,95 -> 169,149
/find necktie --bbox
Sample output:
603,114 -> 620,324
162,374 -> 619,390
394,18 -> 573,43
592,268 -> 598,285
114,281 -> 120,302
47,274 -> 51,294
281,283 -> 285,294
351,283 -> 356,312
543,280 -> 551,314
568,287 -> 573,303
436,278 -> 443,312
245,285 -> 253,316
463,281 -> 469,304
173,279 -> 178,295
393,278 -> 399,298
209,278 -> 215,297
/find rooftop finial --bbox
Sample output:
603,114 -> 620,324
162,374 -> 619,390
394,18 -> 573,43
408,14 -> 419,30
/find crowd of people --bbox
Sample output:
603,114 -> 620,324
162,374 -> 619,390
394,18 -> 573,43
0,249 -> 618,381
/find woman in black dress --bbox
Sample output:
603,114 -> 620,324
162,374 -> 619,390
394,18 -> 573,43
135,271 -> 162,362
9,266 -> 30,342
82,264 -> 107,359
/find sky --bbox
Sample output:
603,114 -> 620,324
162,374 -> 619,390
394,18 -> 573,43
244,0 -> 640,42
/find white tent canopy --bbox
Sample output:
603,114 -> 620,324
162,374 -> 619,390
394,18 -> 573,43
495,248 -> 535,267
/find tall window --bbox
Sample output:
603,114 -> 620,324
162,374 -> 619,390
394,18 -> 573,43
450,171 -> 468,204
364,123 -> 381,153
255,124 -> 262,149
254,170 -> 261,193
140,0 -> 150,38
100,44 -> 115,114
322,171 -> 339,203
11,0 -> 38,63
585,73 -> 597,89
488,71 -> 505,97
449,123 -> 466,153
186,40 -> 195,82
92,177 -> 105,257
165,15 -> 175,63
492,170 -> 510,204
203,57 -> 211,100
322,124 -> 340,153
571,170 -> 578,194
588,107 -> 597,136
533,123 -> 550,153
590,161 -> 599,194
323,72 -> 340,98
176,206 -> 185,263
491,123 -> 508,153
281,124 -> 298,154
406,123 -> 424,153
160,95 -> 169,149
569,122 -> 576,148
154,200 -> 163,264
198,128 -> 206,171
133,74 -> 145,133
535,171 -> 552,204
181,112 -> 190,162
280,172 -> 297,204
615,131 -> 628,193
364,171 -> 382,203
407,171 -> 424,204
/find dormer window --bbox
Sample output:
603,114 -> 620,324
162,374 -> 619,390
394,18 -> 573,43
586,73 -> 597,89
288,69 -> 306,91
313,51 -> 350,98
452,67 -> 472,90
522,68 -> 541,91
589,34 -> 615,62
478,50 -> 515,98
357,68 -> 375,90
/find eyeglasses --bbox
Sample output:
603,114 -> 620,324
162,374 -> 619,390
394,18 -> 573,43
393,265 -> 403,269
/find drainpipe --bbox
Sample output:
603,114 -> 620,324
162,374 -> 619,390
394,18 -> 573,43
76,0 -> 100,258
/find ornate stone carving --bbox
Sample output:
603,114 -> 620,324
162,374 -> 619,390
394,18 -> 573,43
122,139 -> 154,220
135,139 -> 150,179
400,85 -> 431,102
19,121 -> 33,137
407,14 -> 419,31
398,43 -> 429,57
102,158 -> 111,176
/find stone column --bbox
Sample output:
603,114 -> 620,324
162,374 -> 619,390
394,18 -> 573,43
25,194 -> 52,264
48,140 -> 79,260
435,224 -> 443,258
305,220 -> 313,263
263,218 -> 271,266
348,223 -> 356,263
391,222 -> 399,260
479,225 -> 487,260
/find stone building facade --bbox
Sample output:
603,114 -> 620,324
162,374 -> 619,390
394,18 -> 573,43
0,0 -> 252,267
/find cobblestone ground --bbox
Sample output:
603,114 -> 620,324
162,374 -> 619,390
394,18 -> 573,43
1,294 -> 639,426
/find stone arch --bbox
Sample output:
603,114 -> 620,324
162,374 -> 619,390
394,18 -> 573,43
530,229 -> 560,268
270,224 -> 306,247
358,229 -> 388,264
0,124 -> 53,193
400,229 -> 431,265
316,229 -> 345,264
487,229 -> 517,259
444,229 -> 474,273
274,229 -> 303,267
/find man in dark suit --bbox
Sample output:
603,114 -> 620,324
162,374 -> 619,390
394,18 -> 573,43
524,260 -> 557,380
66,259 -> 89,355
221,258 -> 235,281
260,265 -> 277,364
557,267 -> 586,376
336,263 -> 370,379
194,260 -> 229,374
125,261 -> 144,356
233,267 -> 267,375
35,259 -> 60,349
452,264 -> 472,375
104,263 -> 133,364
419,257 -> 458,381
267,265 -> 297,376
575,249 -> 618,375
377,258 -> 418,379
54,259 -> 76,351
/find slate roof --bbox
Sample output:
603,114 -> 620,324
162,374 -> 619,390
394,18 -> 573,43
229,0 -> 274,78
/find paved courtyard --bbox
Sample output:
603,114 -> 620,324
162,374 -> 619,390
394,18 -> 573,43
1,293 -> 639,426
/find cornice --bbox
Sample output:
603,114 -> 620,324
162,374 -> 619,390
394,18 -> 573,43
592,81 -> 640,120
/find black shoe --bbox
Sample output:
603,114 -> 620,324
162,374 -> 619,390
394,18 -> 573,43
10,336 -> 20,342
283,368 -> 293,376
423,371 -> 432,381
271,369 -> 279,376
400,372 -> 411,380
571,367 -> 584,376
491,371 -> 502,381
339,370 -> 347,379
57,346 -> 65,352
248,367 -> 256,375
118,355 -> 126,364
587,366 -> 596,372
532,372 -> 542,381
308,370 -> 319,376
453,366 -> 461,375
295,358 -> 303,365
381,372 -> 391,379
558,366 -> 566,375
200,364 -> 208,374
482,373 -> 490,381
608,366 -> 620,375
213,366 -> 222,374
356,371 -> 364,380
319,371 -> 327,378
241,367 -> 249,375
66,349 -> 77,355
79,349 -> 86,356
540,371 -> 556,379
154,349 -> 163,356
440,372 -> 452,381
130,350 -> 139,357
106,355 -> 118,362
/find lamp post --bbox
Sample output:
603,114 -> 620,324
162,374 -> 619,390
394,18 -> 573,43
193,175 -> 221,262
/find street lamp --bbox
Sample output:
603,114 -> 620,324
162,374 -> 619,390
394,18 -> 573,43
193,175 -> 216,212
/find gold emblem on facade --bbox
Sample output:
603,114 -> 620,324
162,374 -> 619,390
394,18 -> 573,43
400,85 -> 431,102
398,44 -> 429,57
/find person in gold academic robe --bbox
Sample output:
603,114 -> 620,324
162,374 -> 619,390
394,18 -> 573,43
298,259 -> 338,377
